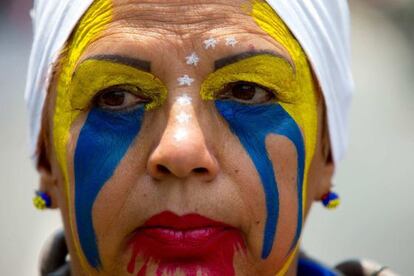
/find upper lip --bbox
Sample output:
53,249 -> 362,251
142,211 -> 230,230
126,211 -> 245,266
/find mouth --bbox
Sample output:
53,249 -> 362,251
127,211 -> 245,275
128,211 -> 242,259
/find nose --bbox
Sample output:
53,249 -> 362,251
147,105 -> 219,181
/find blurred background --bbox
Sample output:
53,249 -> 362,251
0,0 -> 413,275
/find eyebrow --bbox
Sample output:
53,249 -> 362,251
214,50 -> 293,70
84,54 -> 151,72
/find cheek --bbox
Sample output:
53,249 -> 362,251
265,134 -> 299,270
91,142 -> 156,269
214,100 -> 305,265
72,107 -> 144,268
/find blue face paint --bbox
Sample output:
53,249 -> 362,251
215,100 -> 305,259
74,106 -> 144,268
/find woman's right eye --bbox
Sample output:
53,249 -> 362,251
94,86 -> 149,111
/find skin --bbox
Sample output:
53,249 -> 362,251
37,0 -> 335,275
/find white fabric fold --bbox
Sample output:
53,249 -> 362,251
25,0 -> 353,164
25,0 -> 94,159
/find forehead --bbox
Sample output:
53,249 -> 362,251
81,0 -> 292,66
109,0 -> 256,33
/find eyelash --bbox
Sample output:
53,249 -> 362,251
93,85 -> 150,111
217,81 -> 277,104
91,80 -> 277,113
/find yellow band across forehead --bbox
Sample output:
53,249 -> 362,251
251,1 -> 318,275
53,0 -> 113,271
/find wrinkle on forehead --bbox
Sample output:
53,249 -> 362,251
107,0 -> 257,37
82,0 -> 293,67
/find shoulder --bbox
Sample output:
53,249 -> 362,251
298,251 -> 399,276
335,259 -> 399,276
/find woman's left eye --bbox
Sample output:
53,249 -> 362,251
94,86 -> 149,110
219,82 -> 275,104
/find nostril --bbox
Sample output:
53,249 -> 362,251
157,164 -> 170,174
193,167 -> 208,174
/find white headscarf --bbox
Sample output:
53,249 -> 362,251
25,0 -> 353,164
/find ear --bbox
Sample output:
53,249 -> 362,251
37,137 -> 59,209
305,91 -> 336,208
314,127 -> 335,200
311,102 -> 335,201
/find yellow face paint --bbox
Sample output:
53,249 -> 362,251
52,0 -> 113,271
51,0 -> 316,273
251,1 -> 318,185
201,1 -> 318,274
252,2 -> 318,275
201,54 -> 299,104
70,59 -> 167,111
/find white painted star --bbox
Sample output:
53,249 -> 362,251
176,111 -> 192,124
176,94 -> 192,106
177,75 -> 194,86
185,52 -> 200,66
203,37 -> 218,49
225,36 -> 238,47
174,128 -> 188,141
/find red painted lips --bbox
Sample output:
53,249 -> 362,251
127,211 -> 245,276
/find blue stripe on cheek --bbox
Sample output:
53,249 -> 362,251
215,100 -> 304,259
74,107 -> 144,268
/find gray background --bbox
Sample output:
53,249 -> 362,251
0,1 -> 413,275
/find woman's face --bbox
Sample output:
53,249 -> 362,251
42,0 -> 331,275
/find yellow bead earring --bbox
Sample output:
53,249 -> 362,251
33,191 -> 52,210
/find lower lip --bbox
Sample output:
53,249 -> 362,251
131,227 -> 237,259
127,213 -> 245,275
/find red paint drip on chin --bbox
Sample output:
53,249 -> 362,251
137,260 -> 148,276
127,212 -> 246,276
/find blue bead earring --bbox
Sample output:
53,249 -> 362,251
33,191 -> 52,210
321,191 -> 340,209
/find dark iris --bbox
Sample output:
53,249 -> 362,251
231,83 -> 256,100
98,90 -> 125,107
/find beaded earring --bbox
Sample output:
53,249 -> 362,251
33,191 -> 52,210
321,191 -> 340,209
